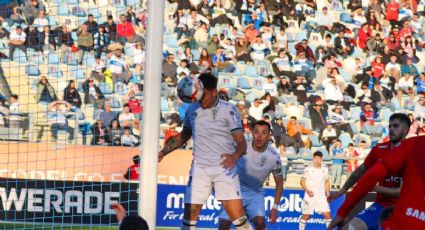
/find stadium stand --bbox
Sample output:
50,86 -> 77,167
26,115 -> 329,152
0,0 -> 423,191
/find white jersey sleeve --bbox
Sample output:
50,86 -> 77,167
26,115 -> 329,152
225,105 -> 243,134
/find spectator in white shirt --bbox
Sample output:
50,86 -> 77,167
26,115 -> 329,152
9,26 -> 27,61
250,36 -> 267,62
275,27 -> 288,50
321,123 -> 337,151
316,7 -> 334,37
385,55 -> 401,79
47,100 -> 74,142
8,94 -> 20,127
121,127 -> 139,147
263,75 -> 278,96
119,103 -> 135,128
108,45 -> 131,84
398,72 -> 414,93
324,77 -> 344,105
33,10 -> 49,33
248,98 -> 270,121
91,57 -> 106,81
414,97 -> 425,122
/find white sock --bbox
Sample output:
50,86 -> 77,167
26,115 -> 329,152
233,216 -> 253,230
325,219 -> 332,228
181,219 -> 196,230
299,219 -> 306,230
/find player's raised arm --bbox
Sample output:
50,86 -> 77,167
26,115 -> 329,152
270,165 -> 284,224
328,163 -> 367,202
158,127 -> 192,162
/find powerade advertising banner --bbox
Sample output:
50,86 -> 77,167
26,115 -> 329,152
1,178 -> 345,229
157,184 -> 345,229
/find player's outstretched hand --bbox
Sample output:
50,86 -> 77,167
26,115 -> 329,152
327,190 -> 343,203
111,203 -> 127,222
158,151 -> 164,162
269,208 -> 278,224
220,153 -> 238,169
327,215 -> 345,230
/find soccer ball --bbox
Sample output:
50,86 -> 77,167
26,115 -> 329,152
177,77 -> 204,103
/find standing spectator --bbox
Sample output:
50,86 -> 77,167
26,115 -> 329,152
63,80 -> 82,109
25,25 -> 40,51
123,155 -> 140,180
127,91 -> 143,120
32,10 -> 49,33
330,139 -> 344,189
83,78 -> 105,109
8,94 -> 20,128
99,102 -> 117,127
37,76 -> 57,103
91,120 -> 110,145
345,143 -> 359,174
104,15 -> 117,42
77,24 -> 94,65
317,7 -> 334,37
38,26 -> 56,53
83,14 -> 99,35
117,14 -> 137,44
108,44 -> 131,84
9,26 -> 27,61
56,25 -> 74,61
93,25 -> 110,58
308,98 -> 328,132
386,0 -> 400,27
121,127 -> 139,147
334,30 -> 353,58
47,100 -> 74,142
119,103 -> 135,127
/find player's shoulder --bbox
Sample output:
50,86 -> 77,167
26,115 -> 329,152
187,102 -> 201,112
217,99 -> 237,110
266,145 -> 281,160
372,141 -> 392,151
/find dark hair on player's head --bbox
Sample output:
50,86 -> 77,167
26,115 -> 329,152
253,120 -> 271,132
11,94 -> 18,100
313,151 -> 323,158
290,116 -> 297,120
120,215 -> 149,230
390,113 -> 411,128
198,73 -> 217,90
132,155 -> 140,164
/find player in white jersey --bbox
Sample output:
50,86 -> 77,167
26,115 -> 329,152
158,73 -> 252,230
299,151 -> 331,230
218,120 -> 284,230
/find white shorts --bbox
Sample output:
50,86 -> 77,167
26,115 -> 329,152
219,190 -> 265,221
184,164 -> 242,204
301,196 -> 330,215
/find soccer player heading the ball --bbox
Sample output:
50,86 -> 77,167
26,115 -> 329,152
158,73 -> 252,230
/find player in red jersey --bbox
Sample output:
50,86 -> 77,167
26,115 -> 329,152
328,135 -> 425,230
327,113 -> 410,229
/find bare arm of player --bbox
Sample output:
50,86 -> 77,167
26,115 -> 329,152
300,178 -> 314,197
328,164 -> 367,202
270,173 -> 284,224
221,131 -> 247,169
325,179 -> 331,198
158,127 -> 192,162
373,179 -> 402,197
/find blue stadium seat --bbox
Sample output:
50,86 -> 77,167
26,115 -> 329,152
219,75 -> 235,88
233,66 -> 244,76
98,82 -> 112,95
48,53 -> 60,65
88,8 -> 101,20
71,32 -> 78,42
350,106 -> 361,121
72,6 -> 86,17
161,97 -> 171,112
340,13 -> 352,23
340,132 -> 352,148
111,98 -> 121,109
82,53 -> 95,67
25,65 -> 40,76
66,0 -> 79,6
309,134 -> 321,147
12,49 -> 27,63
236,77 -> 251,89
48,65 -> 63,78
71,69 -> 86,80
166,37 -> 179,49
114,82 -> 128,96
64,53 -> 78,65
296,31 -> 307,42
192,50 -> 200,61
253,79 -> 264,90
48,17 -> 57,26
29,53 -> 44,64
245,65 -> 257,78
58,6 -> 70,16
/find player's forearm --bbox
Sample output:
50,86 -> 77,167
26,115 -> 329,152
160,129 -> 191,156
273,177 -> 284,206
325,180 -> 330,196
300,179 -> 309,192
233,137 -> 247,158
373,186 -> 400,197
340,164 -> 367,193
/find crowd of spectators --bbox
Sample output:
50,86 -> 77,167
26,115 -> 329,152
0,0 -> 424,170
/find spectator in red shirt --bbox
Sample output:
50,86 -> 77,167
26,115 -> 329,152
358,23 -> 371,49
399,21 -> 413,41
163,122 -> 179,143
386,0 -> 400,27
371,55 -> 384,79
117,14 -> 138,44
127,90 -> 143,120
124,155 -> 140,180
